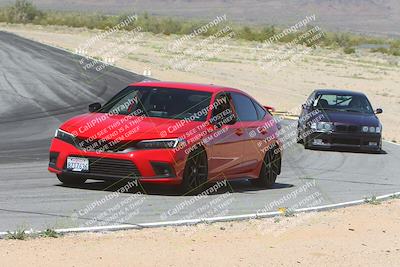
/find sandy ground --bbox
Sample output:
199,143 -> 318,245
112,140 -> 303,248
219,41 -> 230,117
1,23 -> 399,142
0,199 -> 399,266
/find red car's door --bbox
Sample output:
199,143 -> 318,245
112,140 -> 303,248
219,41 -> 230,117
230,92 -> 265,176
206,92 -> 246,180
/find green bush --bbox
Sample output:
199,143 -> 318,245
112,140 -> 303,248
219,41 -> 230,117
344,46 -> 356,54
371,47 -> 388,54
3,0 -> 43,24
6,228 -> 28,240
370,46 -> 400,56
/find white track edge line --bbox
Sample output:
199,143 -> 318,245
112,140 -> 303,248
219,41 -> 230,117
1,191 -> 399,237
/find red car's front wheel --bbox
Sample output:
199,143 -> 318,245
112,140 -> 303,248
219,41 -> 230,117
57,174 -> 87,185
180,148 -> 208,195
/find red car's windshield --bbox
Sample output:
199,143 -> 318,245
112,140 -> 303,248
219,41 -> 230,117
99,86 -> 212,121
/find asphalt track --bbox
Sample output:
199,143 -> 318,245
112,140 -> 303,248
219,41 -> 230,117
1,31 -> 400,232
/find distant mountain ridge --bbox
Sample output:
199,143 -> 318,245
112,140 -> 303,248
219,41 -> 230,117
1,0 -> 399,37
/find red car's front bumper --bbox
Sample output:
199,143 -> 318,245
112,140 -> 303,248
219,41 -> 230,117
48,138 -> 187,184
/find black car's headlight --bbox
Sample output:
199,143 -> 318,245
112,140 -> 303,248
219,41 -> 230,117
136,138 -> 185,149
311,122 -> 333,132
362,126 -> 381,133
54,129 -> 76,144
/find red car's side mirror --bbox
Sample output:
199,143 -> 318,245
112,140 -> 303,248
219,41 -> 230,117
89,102 -> 102,113
263,105 -> 275,113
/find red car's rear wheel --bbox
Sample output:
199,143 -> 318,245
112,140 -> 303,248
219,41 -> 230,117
252,150 -> 280,188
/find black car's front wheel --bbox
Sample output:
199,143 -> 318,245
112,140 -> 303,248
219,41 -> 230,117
297,126 -> 304,144
57,174 -> 87,185
181,148 -> 208,195
303,132 -> 312,149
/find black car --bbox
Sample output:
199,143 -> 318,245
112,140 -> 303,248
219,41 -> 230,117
297,89 -> 383,152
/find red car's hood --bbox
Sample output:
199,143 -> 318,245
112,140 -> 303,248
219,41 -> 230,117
60,113 -> 203,140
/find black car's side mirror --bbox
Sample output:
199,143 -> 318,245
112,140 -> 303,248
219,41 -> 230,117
89,102 -> 102,113
375,108 -> 383,114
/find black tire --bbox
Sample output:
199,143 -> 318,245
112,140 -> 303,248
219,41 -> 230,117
303,134 -> 311,149
297,127 -> 304,144
180,148 -> 208,195
57,174 -> 87,185
251,150 -> 280,188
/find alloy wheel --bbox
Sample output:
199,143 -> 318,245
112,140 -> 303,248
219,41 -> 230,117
182,149 -> 208,194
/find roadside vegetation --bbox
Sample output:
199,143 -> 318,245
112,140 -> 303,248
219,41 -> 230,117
5,227 -> 61,240
0,0 -> 400,56
5,228 -> 28,240
364,196 -> 382,205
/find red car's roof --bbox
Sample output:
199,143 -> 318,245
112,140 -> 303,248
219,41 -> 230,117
129,81 -> 241,93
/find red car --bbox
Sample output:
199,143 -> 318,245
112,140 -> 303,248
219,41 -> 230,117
48,81 -> 282,193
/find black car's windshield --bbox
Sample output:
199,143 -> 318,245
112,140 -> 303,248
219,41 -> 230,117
313,94 -> 374,114
99,86 -> 212,121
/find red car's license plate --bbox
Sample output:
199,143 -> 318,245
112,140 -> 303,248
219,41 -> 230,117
66,157 -> 89,172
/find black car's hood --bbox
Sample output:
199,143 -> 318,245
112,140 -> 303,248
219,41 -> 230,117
321,111 -> 380,126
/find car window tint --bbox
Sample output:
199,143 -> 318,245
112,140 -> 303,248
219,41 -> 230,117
231,93 -> 258,121
108,90 -> 143,115
252,100 -> 266,120
319,94 -> 338,105
315,94 -> 373,113
101,87 -> 212,121
212,93 -> 230,117
306,92 -> 315,106
210,93 -> 236,125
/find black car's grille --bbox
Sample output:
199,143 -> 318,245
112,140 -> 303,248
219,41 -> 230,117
335,125 -> 360,133
65,157 -> 141,178
332,138 -> 360,146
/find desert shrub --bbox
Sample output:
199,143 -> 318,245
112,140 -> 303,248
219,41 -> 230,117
0,0 -> 43,24
371,47 -> 389,54
371,46 -> 400,57
332,33 -> 351,47
237,26 -> 256,40
261,25 -> 276,39
344,46 -> 356,54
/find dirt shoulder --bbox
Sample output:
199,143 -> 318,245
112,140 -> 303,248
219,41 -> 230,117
1,23 -> 400,142
1,199 -> 399,267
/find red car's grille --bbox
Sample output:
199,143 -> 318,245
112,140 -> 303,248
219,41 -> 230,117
65,157 -> 141,178
89,157 -> 141,178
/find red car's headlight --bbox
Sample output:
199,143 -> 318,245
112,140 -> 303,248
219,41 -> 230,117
54,129 -> 76,145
